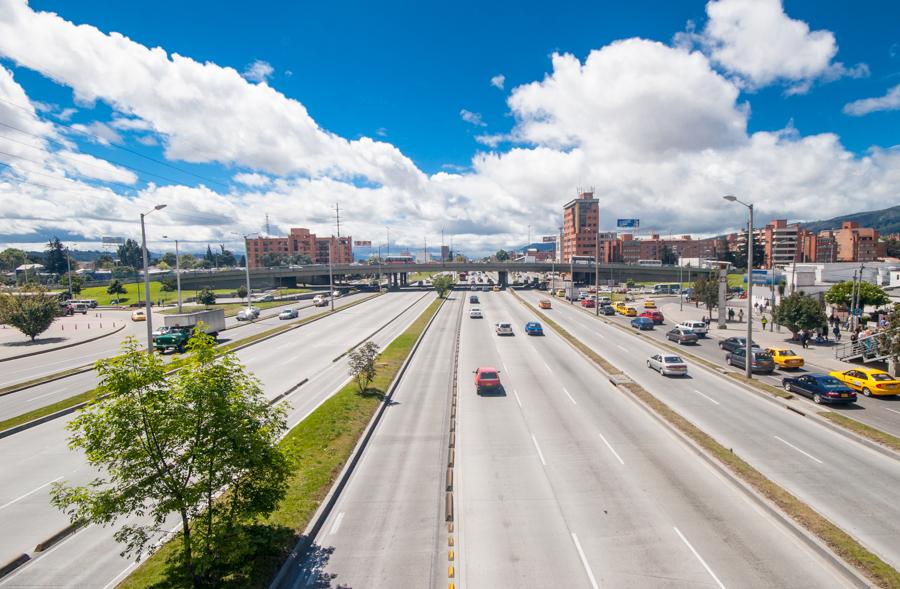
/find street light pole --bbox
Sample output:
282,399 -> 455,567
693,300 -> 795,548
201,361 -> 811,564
163,235 -> 182,313
329,236 -> 335,311
724,195 -> 754,379
140,204 -> 167,353
594,232 -> 600,316
65,246 -> 73,299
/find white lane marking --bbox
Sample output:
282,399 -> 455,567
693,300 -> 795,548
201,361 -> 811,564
514,389 -> 523,408
673,526 -> 727,589
543,361 -> 553,373
571,532 -> 600,589
562,387 -> 577,405
531,434 -> 547,466
884,407 -> 900,416
0,476 -> 63,512
501,360 -> 509,373
329,511 -> 345,535
616,344 -> 629,352
596,333 -> 606,339
692,389 -> 720,406
773,435 -> 824,465
598,432 -> 625,466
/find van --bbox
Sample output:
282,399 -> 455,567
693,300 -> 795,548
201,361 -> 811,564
678,320 -> 708,336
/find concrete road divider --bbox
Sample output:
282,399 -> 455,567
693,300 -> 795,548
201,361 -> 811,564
0,554 -> 29,579
34,522 -> 81,552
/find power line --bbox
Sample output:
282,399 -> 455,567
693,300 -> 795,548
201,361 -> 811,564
0,147 -> 141,194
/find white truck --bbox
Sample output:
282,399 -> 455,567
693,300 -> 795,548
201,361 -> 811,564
154,309 -> 226,352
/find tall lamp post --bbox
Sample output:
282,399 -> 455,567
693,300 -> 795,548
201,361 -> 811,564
65,245 -> 74,300
594,232 -> 600,316
232,232 -> 257,309
724,195 -> 754,378
162,235 -> 182,313
140,204 -> 167,353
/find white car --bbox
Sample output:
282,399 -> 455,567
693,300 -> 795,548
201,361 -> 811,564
495,322 -> 513,336
236,307 -> 261,321
469,308 -> 483,319
278,308 -> 299,320
677,320 -> 708,336
647,353 -> 689,377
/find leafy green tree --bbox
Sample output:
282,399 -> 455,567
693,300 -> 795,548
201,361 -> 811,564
111,265 -> 136,279
774,292 -> 828,337
825,280 -> 890,308
160,252 -> 178,267
288,253 -> 312,265
0,288 -> 59,341
197,287 -> 217,306
885,239 -> 900,258
236,284 -> 248,301
433,274 -> 454,298
157,260 -> 171,271
715,237 -> 735,264
0,248 -> 28,272
107,280 -> 127,296
179,254 -> 199,269
693,277 -> 719,313
348,341 -> 380,394
260,252 -> 288,267
878,304 -> 900,371
44,237 -> 69,275
51,335 -> 289,588
117,239 -> 143,269
238,254 -> 246,267
60,274 -> 84,295
95,253 -> 116,269
160,277 -> 177,292
659,245 -> 677,265
495,250 -> 510,262
733,233 -> 765,270
217,245 -> 237,267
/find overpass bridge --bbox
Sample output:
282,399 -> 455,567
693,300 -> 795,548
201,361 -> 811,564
177,262 -> 713,290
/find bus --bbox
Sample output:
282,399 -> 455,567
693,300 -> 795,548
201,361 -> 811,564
383,254 -> 414,264
652,283 -> 681,295
637,259 -> 663,267
570,255 -> 595,265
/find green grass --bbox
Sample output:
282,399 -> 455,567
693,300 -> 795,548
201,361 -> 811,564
0,365 -> 92,397
408,272 -> 436,282
0,387 -> 102,432
79,282 -> 235,306
727,273 -> 747,289
273,288 -> 311,295
119,297 -> 443,589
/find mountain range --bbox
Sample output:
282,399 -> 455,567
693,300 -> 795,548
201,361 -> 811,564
801,204 -> 900,235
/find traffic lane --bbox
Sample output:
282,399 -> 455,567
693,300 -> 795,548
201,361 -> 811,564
457,292 -> 589,588
524,290 -> 900,569
0,293 -> 378,421
491,292 -> 855,588
0,293 -> 427,570
296,294 -> 458,589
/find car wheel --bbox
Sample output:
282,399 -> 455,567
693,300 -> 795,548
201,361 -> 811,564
784,382 -> 792,392
862,387 -> 872,397
813,394 -> 823,404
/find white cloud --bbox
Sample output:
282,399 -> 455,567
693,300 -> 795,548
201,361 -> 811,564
490,74 -> 505,89
459,109 -> 486,127
844,84 -> 900,116
70,121 -> 122,145
242,59 -> 274,83
233,172 -> 272,187
690,0 -> 867,92
474,133 -> 509,148
54,150 -> 138,184
55,107 -> 76,121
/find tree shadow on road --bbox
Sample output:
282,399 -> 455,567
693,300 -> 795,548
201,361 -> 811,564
2,336 -> 67,347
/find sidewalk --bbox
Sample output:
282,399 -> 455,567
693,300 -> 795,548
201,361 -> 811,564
655,298 -> 855,373
0,312 -> 126,361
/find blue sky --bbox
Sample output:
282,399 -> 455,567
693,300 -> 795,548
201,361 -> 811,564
1,0 -> 899,254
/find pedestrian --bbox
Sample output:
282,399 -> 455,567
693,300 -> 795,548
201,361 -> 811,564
728,308 -> 735,322
738,309 -> 744,323
701,315 -> 707,325
833,324 -> 841,341
800,330 -> 809,349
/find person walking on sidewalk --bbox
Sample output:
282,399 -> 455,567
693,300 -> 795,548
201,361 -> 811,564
738,308 -> 744,323
833,324 -> 841,341
728,308 -> 735,322
800,330 -> 809,349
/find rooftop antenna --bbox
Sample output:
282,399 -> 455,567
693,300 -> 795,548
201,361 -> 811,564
335,203 -> 341,238
265,213 -> 271,236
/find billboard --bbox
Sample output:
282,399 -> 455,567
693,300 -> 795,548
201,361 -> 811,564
616,219 -> 639,229
101,236 -> 125,245
353,240 -> 372,246
542,236 -> 557,243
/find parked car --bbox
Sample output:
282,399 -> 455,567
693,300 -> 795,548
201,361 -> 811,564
580,298 -> 595,308
599,305 -> 615,316
719,336 -> 760,352
782,374 -> 856,404
829,368 -> 900,397
766,348 -> 804,369
524,321 -> 544,336
131,309 -> 146,322
258,294 -> 275,302
726,348 -> 775,373
639,310 -> 664,324
666,327 -> 699,345
621,306 -> 637,317
473,366 -> 502,395
495,322 -> 514,336
278,308 -> 299,320
677,320 -> 708,336
470,295 -> 480,304
469,308 -> 483,319
596,296 -> 612,306
555,289 -> 565,297
630,317 -> 654,330
643,300 -> 657,309
647,353 -> 688,377
539,299 -> 552,309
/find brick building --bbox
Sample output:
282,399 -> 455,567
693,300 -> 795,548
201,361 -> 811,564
245,227 -> 353,268
562,189 -> 599,262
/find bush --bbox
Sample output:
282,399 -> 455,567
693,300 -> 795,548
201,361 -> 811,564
0,288 -> 59,341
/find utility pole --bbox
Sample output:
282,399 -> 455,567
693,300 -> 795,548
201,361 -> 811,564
65,245 -> 73,300
329,236 -> 335,311
594,232 -> 600,316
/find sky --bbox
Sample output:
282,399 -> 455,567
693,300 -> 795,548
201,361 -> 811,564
0,0 -> 899,256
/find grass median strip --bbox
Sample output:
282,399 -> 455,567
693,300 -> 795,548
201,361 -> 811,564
119,297 -> 443,589
0,294 -> 381,435
819,411 -> 900,454
512,290 -> 900,588
0,365 -> 92,397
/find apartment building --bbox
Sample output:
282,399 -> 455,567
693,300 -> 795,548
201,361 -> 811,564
246,227 -> 353,268
562,189 -> 599,262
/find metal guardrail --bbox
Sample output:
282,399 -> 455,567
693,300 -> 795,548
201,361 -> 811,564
834,328 -> 897,364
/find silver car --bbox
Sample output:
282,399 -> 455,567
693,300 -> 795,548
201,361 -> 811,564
495,322 -> 513,336
278,308 -> 299,320
647,353 -> 688,377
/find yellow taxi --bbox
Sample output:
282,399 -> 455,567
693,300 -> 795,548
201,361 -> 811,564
618,305 -> 637,317
643,300 -> 657,309
766,348 -> 804,369
614,302 -> 627,313
131,309 -> 146,322
829,368 -> 900,397
539,299 -> 552,309
555,289 -> 565,298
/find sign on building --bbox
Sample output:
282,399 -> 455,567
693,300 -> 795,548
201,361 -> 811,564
353,240 -> 372,246
616,219 -> 639,229
542,236 -> 557,242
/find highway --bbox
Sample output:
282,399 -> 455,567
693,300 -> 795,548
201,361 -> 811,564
519,289 -> 900,570
286,293 -> 461,588
0,292 -> 374,422
0,291 -> 435,588
449,289 -> 857,587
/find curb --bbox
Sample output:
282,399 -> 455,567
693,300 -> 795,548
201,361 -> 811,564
269,296 -> 447,589
34,522 -> 81,552
0,554 -> 29,579
0,323 -> 126,363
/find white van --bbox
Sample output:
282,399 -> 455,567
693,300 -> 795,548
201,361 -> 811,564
677,320 -> 708,336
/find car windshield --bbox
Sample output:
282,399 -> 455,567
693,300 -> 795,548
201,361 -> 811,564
754,352 -> 773,360
871,373 -> 893,382
480,371 -> 498,380
680,328 -> 694,334
817,377 -> 846,389
664,356 -> 683,363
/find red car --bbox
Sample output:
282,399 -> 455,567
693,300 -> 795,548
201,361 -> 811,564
580,298 -> 595,308
474,366 -> 502,394
640,310 -> 664,325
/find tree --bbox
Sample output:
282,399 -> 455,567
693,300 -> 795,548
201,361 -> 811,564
96,254 -> 116,269
117,239 -> 143,269
179,254 -> 199,269
0,288 -> 59,341
348,341 -> 380,394
205,244 -> 215,263
112,265 -> 136,279
51,335 -> 289,587
44,237 -> 69,275
238,254 -> 246,268
157,260 -> 171,271
879,304 -> 900,373
774,292 -> 828,337
60,274 -> 84,295
659,245 -> 677,266
433,274 -> 454,298
107,280 -> 127,296
733,234 -> 765,270
197,287 -> 217,306
885,239 -> 900,258
160,252 -> 178,267
236,284 -> 248,300
0,248 -> 27,272
260,252 -> 289,267
288,253 -> 312,265
495,250 -> 510,262
160,277 -> 177,292
693,277 -> 719,313
825,280 -> 890,308
715,237 -> 735,264
218,245 -> 237,267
